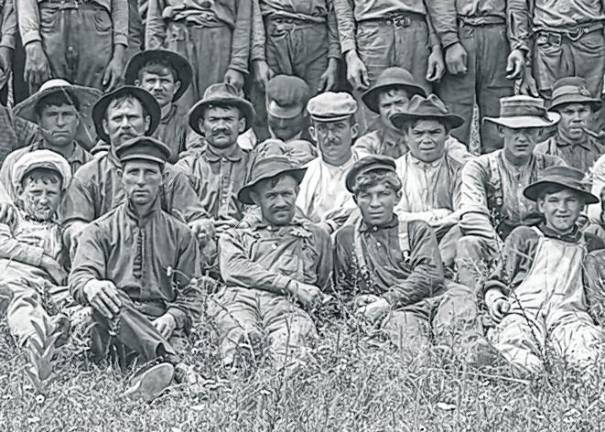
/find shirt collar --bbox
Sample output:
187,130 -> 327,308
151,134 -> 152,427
32,139 -> 88,164
124,196 -> 162,222
408,153 -> 444,168
250,214 -> 308,231
538,222 -> 583,242
358,215 -> 399,232
206,143 -> 244,162
556,132 -> 591,150
320,155 -> 355,171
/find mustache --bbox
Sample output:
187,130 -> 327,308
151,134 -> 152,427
211,128 -> 231,135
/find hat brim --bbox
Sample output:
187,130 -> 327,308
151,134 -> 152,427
390,111 -> 465,130
237,167 -> 307,205
124,50 -> 193,102
550,95 -> 602,112
14,85 -> 103,150
524,180 -> 599,204
362,82 -> 427,113
483,112 -> 561,129
188,97 -> 256,135
92,86 -> 161,144
267,101 -> 303,119
119,154 -> 167,165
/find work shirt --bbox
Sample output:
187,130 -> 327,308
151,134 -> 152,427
17,0 -> 129,47
334,217 -> 444,307
175,144 -> 252,223
1,0 -> 17,49
535,133 -> 605,174
61,150 -> 207,227
219,215 -> 332,292
0,105 -> 39,166
459,150 -> 565,239
533,0 -> 605,29
154,104 -> 191,164
69,199 -> 201,330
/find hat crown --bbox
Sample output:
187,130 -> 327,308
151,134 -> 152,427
405,94 -> 450,117
307,92 -> 357,119
540,165 -> 588,184
375,67 -> 417,87
115,136 -> 171,164
202,82 -> 243,101
498,95 -> 548,118
267,75 -> 310,106
249,156 -> 299,183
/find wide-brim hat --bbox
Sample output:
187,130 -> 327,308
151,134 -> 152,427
188,83 -> 256,135
523,165 -> 598,204
92,86 -> 161,143
14,79 -> 102,150
237,156 -> 307,205
549,77 -> 602,112
484,95 -> 560,129
389,94 -> 464,130
124,50 -> 193,102
362,67 -> 427,113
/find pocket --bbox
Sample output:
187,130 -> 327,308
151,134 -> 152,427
577,30 -> 605,53
92,8 -> 112,33
39,6 -> 59,34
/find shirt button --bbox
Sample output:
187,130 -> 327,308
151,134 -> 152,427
272,244 -> 278,250
376,242 -> 381,248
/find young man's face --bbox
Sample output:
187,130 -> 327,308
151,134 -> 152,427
18,172 -> 62,221
251,174 -> 298,226
501,126 -> 542,160
310,118 -> 358,166
355,182 -> 401,227
38,103 -> 80,148
268,110 -> 305,141
103,98 -> 150,147
201,106 -> 245,149
538,188 -> 584,234
557,103 -> 592,141
121,159 -> 163,207
405,119 -> 448,163
378,88 -> 409,128
136,68 -> 181,109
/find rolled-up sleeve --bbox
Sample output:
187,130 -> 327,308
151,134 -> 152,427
110,0 -> 128,47
68,224 -> 107,305
145,0 -> 166,49
250,0 -> 266,62
327,0 -> 340,59
427,0 -> 459,48
1,0 -> 17,49
458,157 -> 498,239
333,0 -> 356,54
228,0 -> 251,74
16,0 -> 41,46
507,0 -> 530,52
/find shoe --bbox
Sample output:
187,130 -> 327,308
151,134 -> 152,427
174,363 -> 209,393
123,362 -> 175,402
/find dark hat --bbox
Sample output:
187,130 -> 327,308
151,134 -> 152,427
484,95 -> 560,129
345,155 -> 397,193
124,50 -> 193,102
389,94 -> 464,130
115,136 -> 172,165
266,75 -> 310,119
362,67 -> 427,113
523,165 -> 598,204
237,156 -> 307,205
549,77 -> 602,112
92,86 -> 161,143
188,83 -> 256,135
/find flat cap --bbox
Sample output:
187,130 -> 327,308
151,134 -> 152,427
307,92 -> 357,122
115,136 -> 172,165
345,155 -> 397,193
13,150 -> 72,191
266,75 -> 310,119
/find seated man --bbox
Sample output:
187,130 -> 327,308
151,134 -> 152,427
69,137 -> 203,401
214,155 -> 332,371
389,94 -> 465,267
484,166 -> 604,375
0,150 -> 71,350
334,156 -> 484,363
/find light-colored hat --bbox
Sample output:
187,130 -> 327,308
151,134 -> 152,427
307,92 -> 357,122
13,150 -> 72,192
484,95 -> 560,129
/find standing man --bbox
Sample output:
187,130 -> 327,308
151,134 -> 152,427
535,77 -> 604,173
0,0 -> 16,104
145,0 -> 253,108
124,49 -> 194,163
17,0 -> 127,92
456,96 -> 564,292
433,0 -> 527,153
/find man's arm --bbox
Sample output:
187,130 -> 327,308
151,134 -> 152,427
61,175 -> 97,226
163,167 -> 209,222
68,224 -> 108,304
457,157 -> 498,239
312,225 -> 333,291
427,0 -> 459,49
507,0 -> 531,54
16,0 -> 40,46
250,0 -> 266,63
227,0 -> 252,76
110,0 -> 129,48
0,222 -> 45,266
326,0 -> 340,59
145,0 -> 166,49
1,0 -> 16,49
332,0 -> 356,54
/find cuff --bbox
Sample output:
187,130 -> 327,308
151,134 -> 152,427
227,63 -> 249,76
274,274 -> 292,293
251,48 -> 266,62
113,34 -> 128,47
341,40 -> 356,55
441,31 -> 460,49
167,308 -> 189,330
328,43 -> 340,59
0,35 -> 15,49
21,31 -> 41,46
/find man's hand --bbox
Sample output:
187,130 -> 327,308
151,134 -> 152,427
252,60 -> 273,90
356,297 -> 390,324
41,255 -> 67,285
517,67 -> 539,97
188,218 -> 216,245
152,313 -> 177,339
290,281 -> 324,309
318,58 -> 339,92
0,202 -> 17,225
345,51 -> 370,91
0,46 -> 13,90
224,68 -> 245,93
445,42 -> 467,75
505,49 -> 525,80
82,280 -> 122,320
24,41 -> 50,93
102,45 -> 125,91
353,294 -> 381,309
485,288 -> 510,324
426,45 -> 445,82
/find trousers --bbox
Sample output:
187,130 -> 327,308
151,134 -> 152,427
455,234 -> 500,293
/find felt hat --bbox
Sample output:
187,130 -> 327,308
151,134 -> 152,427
307,92 -> 357,122
389,94 -> 464,130
549,77 -> 602,112
345,155 -> 397,193
484,95 -> 560,129
124,49 -> 193,102
266,75 -> 310,119
523,165 -> 598,204
115,136 -> 172,165
188,83 -> 256,135
362,67 -> 427,113
237,156 -> 307,205
92,86 -> 161,143
13,149 -> 72,192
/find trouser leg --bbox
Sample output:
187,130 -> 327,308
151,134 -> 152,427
456,235 -> 499,293
548,314 -> 603,370
39,4 -> 69,86
382,307 -> 431,361
438,224 -> 462,268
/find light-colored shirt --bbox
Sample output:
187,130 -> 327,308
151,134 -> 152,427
533,0 -> 605,28
1,0 -> 17,49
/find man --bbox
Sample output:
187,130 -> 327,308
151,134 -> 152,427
214,155 -> 332,370
0,79 -> 100,200
0,0 -> 16,104
334,156 -> 484,363
124,49 -> 194,163
61,86 -> 209,254
389,94 -> 465,267
432,0 -> 527,153
69,136 -> 203,401
145,0 -> 253,107
484,166 -> 604,375
535,77 -> 604,173
17,0 -> 127,92
457,96 -> 564,292
176,83 -> 255,227
297,92 -> 358,233
353,67 -> 471,164
333,0 -> 446,131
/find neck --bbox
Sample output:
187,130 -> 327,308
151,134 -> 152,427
45,140 -> 75,159
322,151 -> 352,167
160,103 -> 173,120
558,127 -> 586,145
545,222 -> 575,237
130,200 -> 155,219
503,147 -> 531,167
209,142 -> 238,156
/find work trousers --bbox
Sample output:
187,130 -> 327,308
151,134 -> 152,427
438,23 -> 513,153
39,2 -> 113,90
455,234 -> 500,293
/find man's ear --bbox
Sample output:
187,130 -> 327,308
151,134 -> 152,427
496,125 -> 505,138
134,79 -> 141,87
174,80 -> 182,95
351,123 -> 359,140
394,189 -> 402,205
102,118 -> 110,139
537,197 -> 545,214
238,116 -> 246,134
309,125 -> 317,143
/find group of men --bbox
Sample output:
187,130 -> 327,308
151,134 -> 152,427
0,0 -> 603,402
